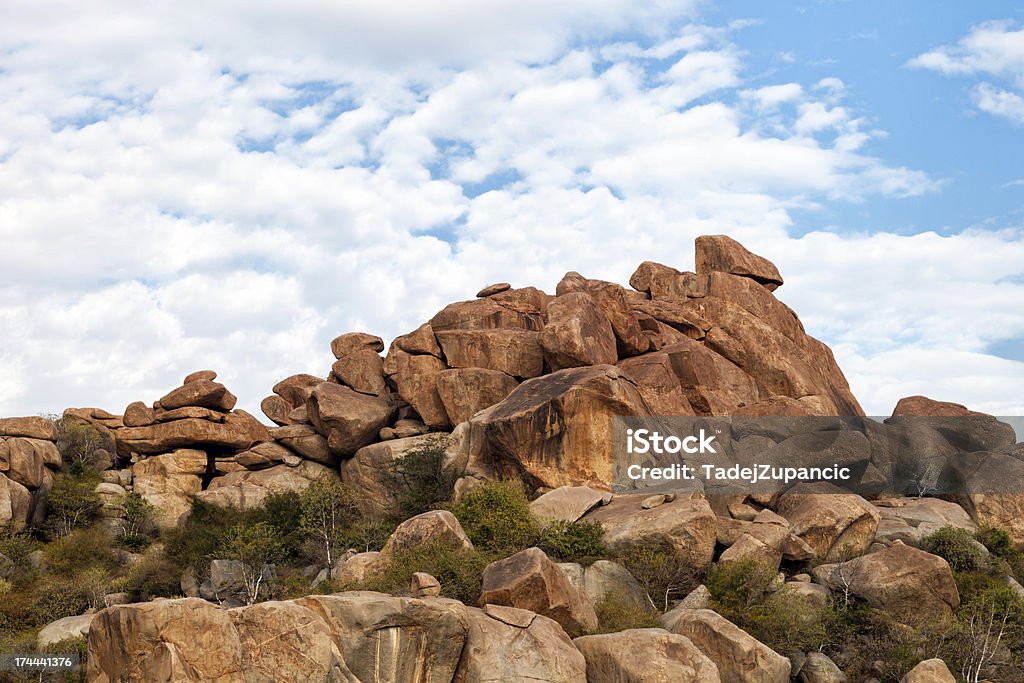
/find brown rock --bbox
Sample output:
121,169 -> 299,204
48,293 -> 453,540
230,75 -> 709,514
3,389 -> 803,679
272,374 -> 323,407
330,332 -> 384,359
529,485 -> 607,522
889,396 -> 1016,452
158,379 -> 238,412
775,483 -> 880,561
811,542 -> 959,623
434,329 -> 545,379
411,572 -> 441,598
87,598 -> 243,682
333,552 -> 382,585
573,628 -> 721,682
480,547 -> 598,636
260,395 -> 293,426
585,494 -> 717,570
196,460 -> 337,510
900,659 -> 956,683
123,401 -> 156,427
540,292 -> 618,371
892,395 -> 977,417
269,424 -> 333,466
233,441 -> 295,470
0,473 -> 32,529
695,235 -> 784,290
307,382 -> 397,456
394,323 -> 442,357
388,351 -> 451,429
378,510 -> 474,563
132,450 -> 206,527
331,348 -> 388,398
662,608 -> 790,683
184,370 -> 218,383
436,368 -> 518,425
617,351 -> 696,416
2,437 -> 54,489
116,417 -> 260,457
455,605 -> 587,682
154,406 -> 226,423
469,365 -> 650,489
430,290 -> 546,332
0,416 -> 57,441
477,282 -> 511,297
342,435 -> 442,518
629,261 -> 691,299
229,600 -> 353,682
718,533 -> 782,571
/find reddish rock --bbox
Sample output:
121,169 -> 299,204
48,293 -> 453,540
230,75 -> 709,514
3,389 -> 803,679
540,292 -> 618,371
123,401 -> 155,427
430,291 -> 545,332
330,332 -> 384,359
388,350 -> 451,429
269,425 -> 333,466
183,370 -> 218,384
158,380 -> 238,412
272,374 -> 324,408
435,329 -> 545,379
616,352 -> 695,415
629,261 -> 691,299
0,417 -> 57,441
436,368 -> 519,425
331,348 -> 388,398
477,282 -> 511,297
394,323 -> 442,357
307,382 -> 397,456
260,395 -> 293,426
116,418 -> 260,457
695,235 -> 783,290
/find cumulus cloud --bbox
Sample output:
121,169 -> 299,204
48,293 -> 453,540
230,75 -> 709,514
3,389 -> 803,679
0,4 -> 1020,420
909,20 -> 1024,125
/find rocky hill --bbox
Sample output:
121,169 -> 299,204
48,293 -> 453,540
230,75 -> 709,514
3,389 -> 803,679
1,235 -> 1022,682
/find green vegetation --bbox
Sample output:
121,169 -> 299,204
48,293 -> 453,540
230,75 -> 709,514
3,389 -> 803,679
299,479 -> 362,566
45,471 -> 103,538
920,526 -> 989,573
352,542 -> 490,605
592,593 -> 662,634
389,436 -> 461,517
450,481 -> 541,553
616,539 -> 700,612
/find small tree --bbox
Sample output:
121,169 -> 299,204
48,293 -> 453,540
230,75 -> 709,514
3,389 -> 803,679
299,479 -> 361,567
46,472 -> 103,537
390,436 -> 460,517
617,540 -> 701,612
218,522 -> 284,605
53,415 -> 105,474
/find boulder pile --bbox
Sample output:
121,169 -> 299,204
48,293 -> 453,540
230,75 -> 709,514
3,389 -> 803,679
0,416 -> 61,529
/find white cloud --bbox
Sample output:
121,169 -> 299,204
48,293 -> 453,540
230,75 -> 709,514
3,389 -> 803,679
0,4 -> 1020,421
909,20 -> 1024,125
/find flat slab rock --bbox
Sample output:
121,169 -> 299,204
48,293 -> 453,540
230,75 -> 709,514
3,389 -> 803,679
529,485 -> 609,522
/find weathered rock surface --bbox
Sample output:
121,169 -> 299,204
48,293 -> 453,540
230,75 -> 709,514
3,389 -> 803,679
480,547 -> 598,636
331,348 -> 388,398
38,613 -> 94,648
378,510 -> 474,563
196,460 -> 337,510
435,367 -> 518,425
132,450 -> 206,527
662,608 -> 791,683
0,416 -> 57,441
811,542 -> 959,623
330,332 -> 385,359
307,382 -> 396,456
387,351 -> 451,429
775,483 -> 880,561
540,292 -> 618,371
455,605 -> 586,682
695,234 -> 783,290
529,485 -> 608,522
341,434 -> 439,518
798,652 -> 847,683
585,494 -> 717,570
116,418 -> 261,457
574,628 -> 721,682
559,559 -> 649,612
900,658 -> 956,683
159,379 -> 238,412
434,329 -> 544,379
268,424 -> 333,466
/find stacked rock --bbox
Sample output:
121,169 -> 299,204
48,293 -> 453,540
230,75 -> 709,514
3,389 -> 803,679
0,416 -> 62,529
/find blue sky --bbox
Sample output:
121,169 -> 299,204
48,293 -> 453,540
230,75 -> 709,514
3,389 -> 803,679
0,0 -> 1022,418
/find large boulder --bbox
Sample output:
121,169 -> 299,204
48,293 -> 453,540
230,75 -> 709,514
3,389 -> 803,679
559,560 -> 649,612
331,348 -> 388,398
529,485 -> 608,522
950,450 -> 1024,546
116,418 -> 260,457
87,598 -> 244,682
469,365 -> 651,489
1,436 -> 59,489
811,542 -> 959,623
228,600 -> 355,682
454,604 -> 587,682
341,434 -> 440,518
272,374 -> 323,408
378,510 -> 473,563
573,628 -> 721,682
0,416 -> 57,441
132,450 -> 206,528
307,382 -> 397,456
694,234 -> 783,290
539,292 -> 618,371
330,332 -> 385,359
268,425 -> 333,466
386,350 -> 451,430
37,613 -> 94,648
480,547 -> 598,636
0,473 -> 32,529
429,289 -> 547,332
435,368 -> 518,425
296,592 -> 468,683
584,494 -> 717,570
900,659 -> 956,683
434,329 -> 545,379
158,379 -> 238,412
662,608 -> 790,683
775,483 -> 880,561
889,395 -> 1016,453
196,460 -> 337,510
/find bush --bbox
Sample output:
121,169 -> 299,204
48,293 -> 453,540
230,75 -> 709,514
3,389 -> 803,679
705,559 -> 779,614
218,522 -> 284,605
537,520 -> 606,563
390,436 -> 460,517
616,540 -> 702,612
45,472 -> 103,538
353,543 -> 490,605
53,414 -> 106,475
299,480 -> 362,566
338,519 -> 396,553
450,482 -> 541,554
43,527 -> 117,576
921,526 -> 988,572
30,576 -> 91,627
163,498 -> 245,570
593,593 -> 662,634
736,593 -> 837,656
122,550 -> 182,602
0,529 -> 38,579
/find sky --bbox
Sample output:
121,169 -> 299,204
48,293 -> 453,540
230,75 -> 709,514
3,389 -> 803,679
0,0 -> 1022,420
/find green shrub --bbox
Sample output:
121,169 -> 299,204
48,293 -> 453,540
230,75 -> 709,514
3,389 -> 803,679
353,543 -> 490,605
43,527 -> 117,576
593,592 -> 662,634
218,522 -> 285,605
921,526 -> 988,572
299,480 -> 361,566
338,519 -> 396,553
737,593 -> 837,655
123,550 -> 182,601
616,540 -> 702,612
450,482 -> 541,554
537,520 -> 606,563
259,491 -> 305,560
45,472 -> 103,538
705,559 -> 778,614
978,527 -> 1016,559
30,576 -> 91,627
0,529 -> 38,579
390,436 -> 461,517
163,498 -> 245,569
53,414 -> 106,475
118,492 -> 156,539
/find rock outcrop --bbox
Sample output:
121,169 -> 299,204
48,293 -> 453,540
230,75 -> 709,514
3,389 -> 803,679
574,628 -> 721,682
662,608 -> 790,683
0,417 -> 60,529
